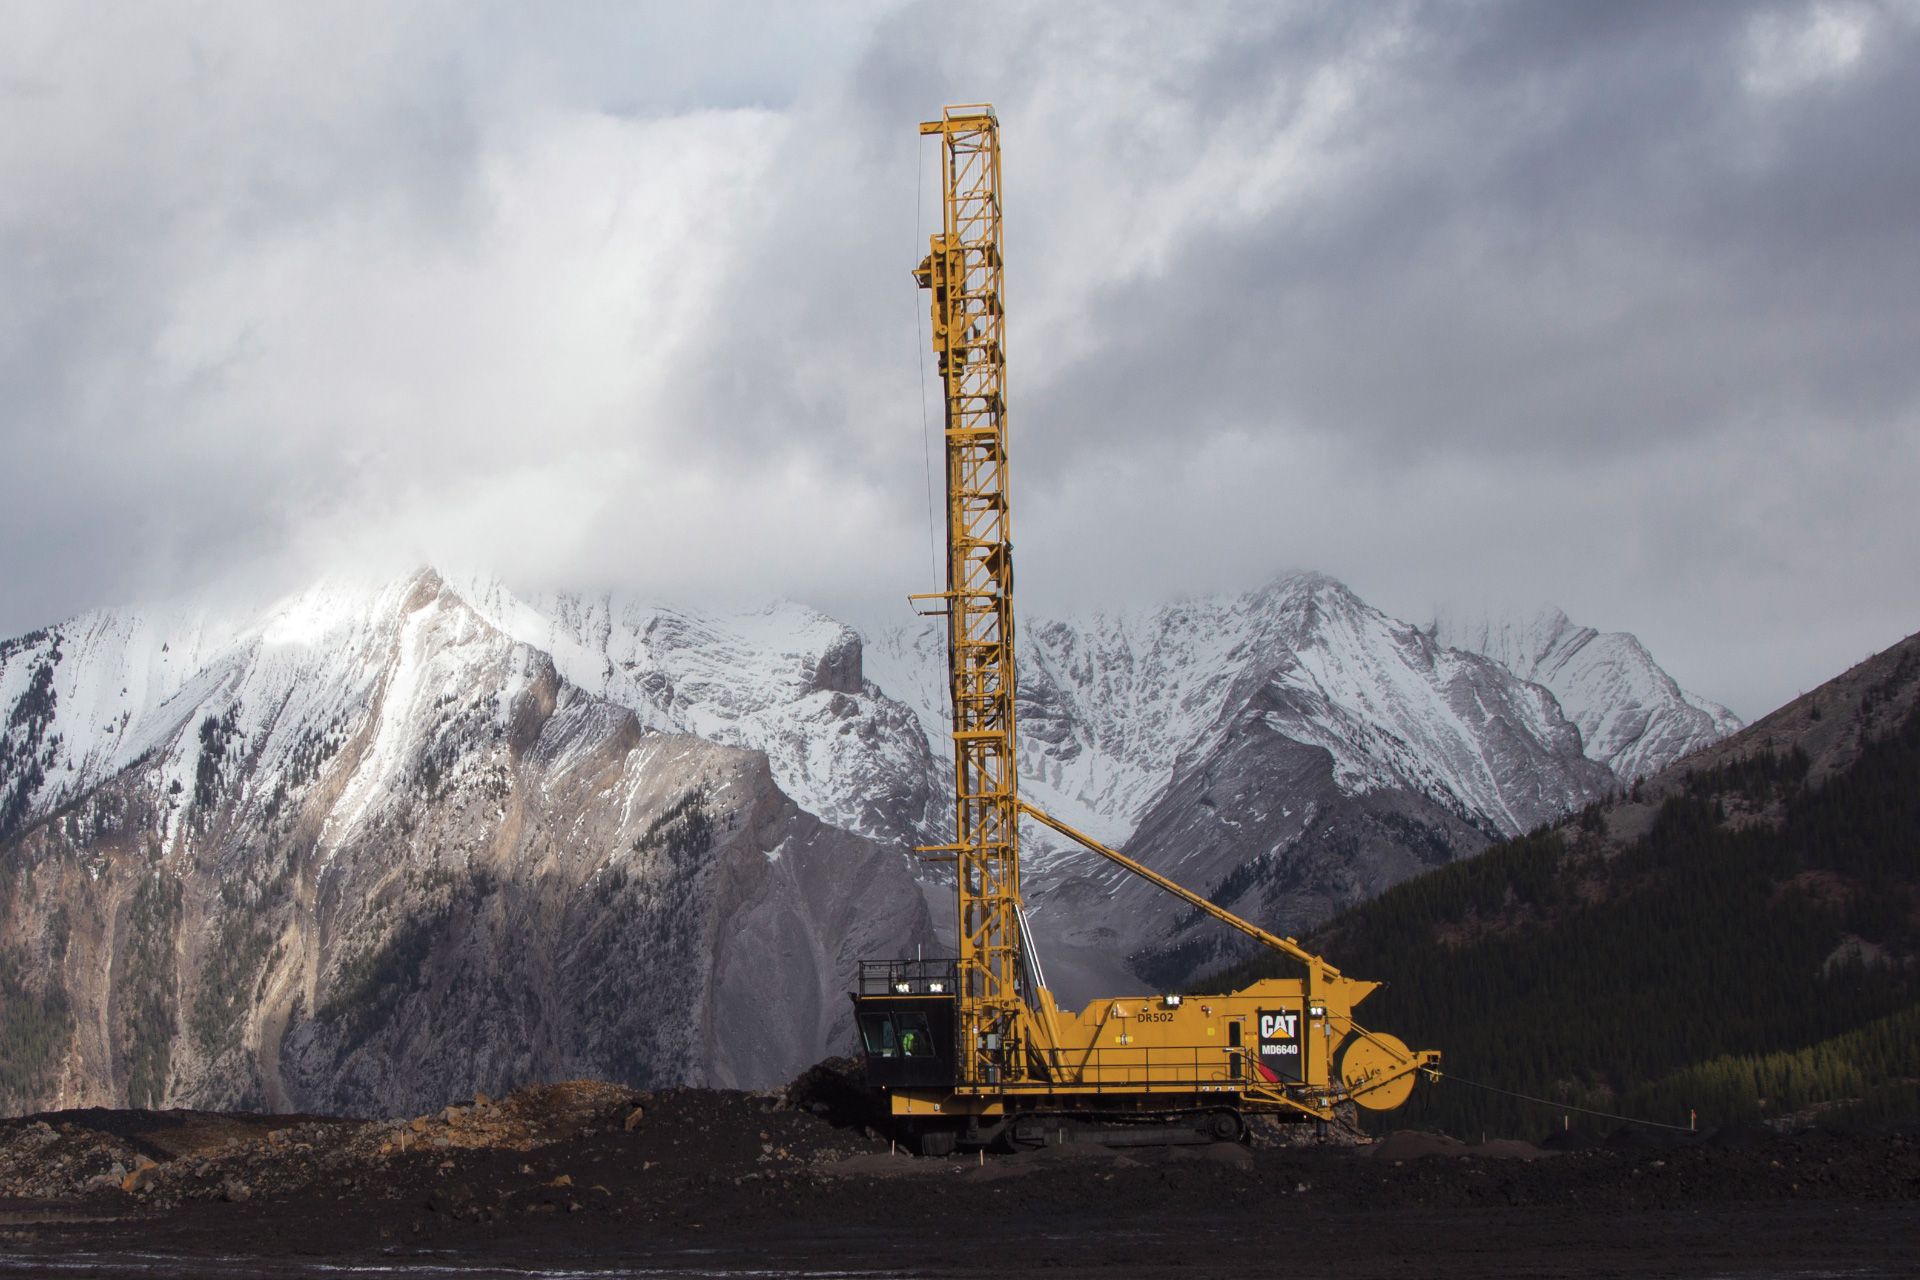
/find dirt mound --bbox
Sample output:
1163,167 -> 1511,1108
0,1106 -> 359,1194
1363,1130 -> 1553,1161
1469,1137 -> 1554,1160
781,1056 -> 881,1131
0,1118 -> 151,1199
358,1080 -> 641,1159
0,1067 -> 1914,1280
0,1080 -> 649,1209
1366,1130 -> 1467,1160
1539,1127 -> 1599,1150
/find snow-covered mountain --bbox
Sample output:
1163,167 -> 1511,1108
0,566 -> 1734,1110
0,572 -> 930,1115
454,580 -> 943,845
875,576 -> 1625,994
1432,605 -> 1740,782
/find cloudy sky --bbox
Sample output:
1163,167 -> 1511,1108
2,1 -> 1916,719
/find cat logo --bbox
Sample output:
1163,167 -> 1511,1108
1259,1012 -> 1298,1040
1257,1007 -> 1305,1083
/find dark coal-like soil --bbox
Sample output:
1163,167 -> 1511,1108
1,1072 -> 1915,1278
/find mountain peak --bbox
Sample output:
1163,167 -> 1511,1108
1434,602 -> 1740,781
1252,569 -> 1362,610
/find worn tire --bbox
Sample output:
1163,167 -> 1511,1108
915,1128 -> 957,1158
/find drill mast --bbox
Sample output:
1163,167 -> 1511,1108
863,105 -> 1436,1147
915,106 -> 1026,1086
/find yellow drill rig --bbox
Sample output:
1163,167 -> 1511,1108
853,105 -> 1438,1154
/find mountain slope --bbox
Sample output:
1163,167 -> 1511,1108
877,575 -> 1621,997
1230,630 -> 1920,1138
1433,605 -> 1741,782
0,572 -> 931,1115
455,582 -> 944,847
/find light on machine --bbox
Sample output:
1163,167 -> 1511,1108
1162,994 -> 1182,1008
928,981 -> 947,993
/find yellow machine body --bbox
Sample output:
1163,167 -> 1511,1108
869,974 -> 1419,1118
858,105 -> 1438,1150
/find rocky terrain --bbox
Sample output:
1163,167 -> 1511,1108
0,572 -> 932,1116
0,1073 -> 1912,1279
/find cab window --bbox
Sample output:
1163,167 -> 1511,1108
859,1013 -> 898,1057
896,1012 -> 934,1058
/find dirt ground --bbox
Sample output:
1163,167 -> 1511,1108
0,1068 -> 1914,1278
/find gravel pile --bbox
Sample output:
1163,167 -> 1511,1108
0,1080 -> 652,1210
0,1118 -> 151,1198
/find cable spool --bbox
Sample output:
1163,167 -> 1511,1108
1340,1032 -> 1419,1112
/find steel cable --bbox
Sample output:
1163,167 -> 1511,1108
1431,1070 -> 1698,1133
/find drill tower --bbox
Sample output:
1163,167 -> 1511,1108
913,106 -> 1025,1087
853,103 -> 1439,1152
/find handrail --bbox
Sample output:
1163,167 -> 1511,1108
858,958 -> 959,996
1006,1041 -> 1242,1090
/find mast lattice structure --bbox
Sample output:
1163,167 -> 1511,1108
914,105 -> 1027,1086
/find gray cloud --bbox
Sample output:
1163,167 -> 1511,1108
1,1 -> 1916,720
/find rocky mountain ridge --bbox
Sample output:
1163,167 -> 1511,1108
0,572 -> 930,1115
955,576 -> 1623,992
1432,604 -> 1740,783
0,566 -> 1734,1110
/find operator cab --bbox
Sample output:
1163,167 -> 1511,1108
851,959 -> 958,1089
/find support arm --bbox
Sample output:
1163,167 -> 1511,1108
1018,801 -> 1344,984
